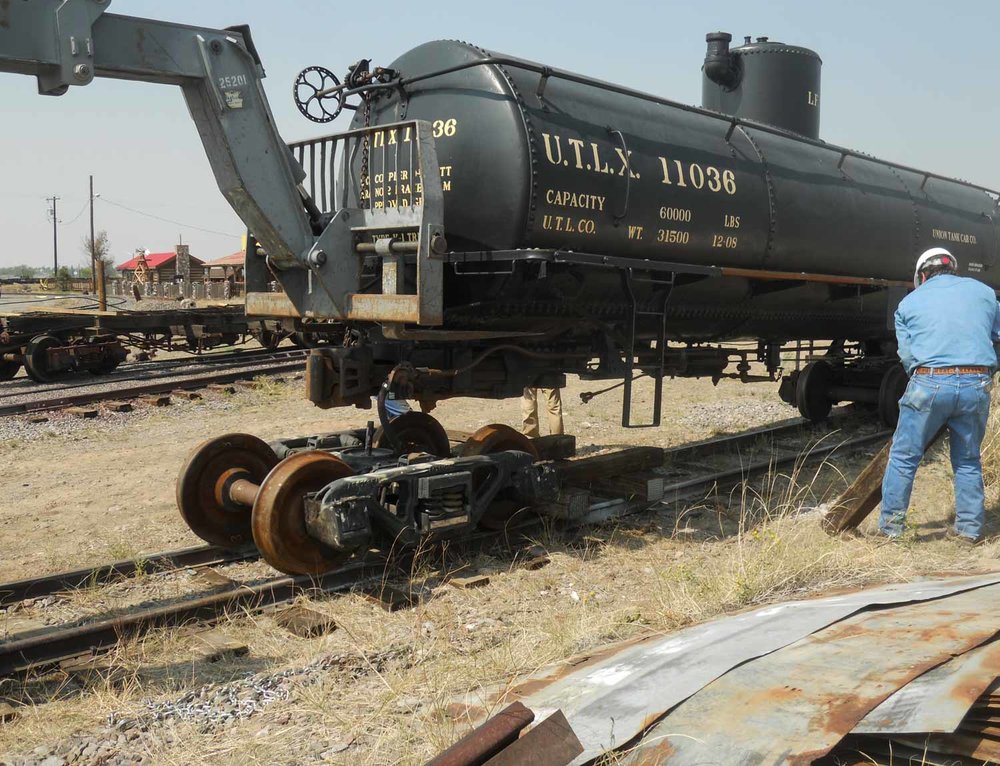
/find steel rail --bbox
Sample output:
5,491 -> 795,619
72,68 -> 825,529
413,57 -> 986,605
663,430 -> 892,498
0,558 -> 390,677
0,359 -> 306,417
582,429 -> 892,525
0,544 -> 256,609
0,349 -> 308,395
662,409 -> 857,462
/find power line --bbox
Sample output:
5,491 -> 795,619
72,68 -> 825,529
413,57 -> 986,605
60,199 -> 90,226
97,197 -> 241,238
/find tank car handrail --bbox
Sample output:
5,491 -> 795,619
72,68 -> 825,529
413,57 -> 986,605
353,56 -> 999,198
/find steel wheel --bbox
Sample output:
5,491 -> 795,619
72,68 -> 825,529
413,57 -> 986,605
258,329 -> 281,351
460,423 -> 540,459
878,364 -> 908,427
0,358 -> 21,381
252,451 -> 354,575
373,411 -> 451,457
23,334 -> 61,383
795,360 -> 834,422
176,433 -> 278,547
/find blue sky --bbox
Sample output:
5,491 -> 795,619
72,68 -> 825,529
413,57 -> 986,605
0,0 -> 996,270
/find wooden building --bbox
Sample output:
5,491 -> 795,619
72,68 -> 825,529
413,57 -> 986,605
116,245 -> 205,283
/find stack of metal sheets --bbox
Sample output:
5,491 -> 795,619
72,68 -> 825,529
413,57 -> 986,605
466,573 -> 1000,765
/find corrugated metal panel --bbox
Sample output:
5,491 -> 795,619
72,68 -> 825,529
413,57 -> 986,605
623,584 -> 1000,765
509,573 -> 1000,766
829,685 -> 1000,764
854,644 -> 1000,734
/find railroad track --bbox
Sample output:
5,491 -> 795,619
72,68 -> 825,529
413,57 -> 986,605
0,352 -> 307,417
0,346 -> 303,393
0,411 -> 889,678
0,543 -> 256,609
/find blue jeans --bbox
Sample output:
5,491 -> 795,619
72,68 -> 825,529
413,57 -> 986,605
880,373 -> 992,539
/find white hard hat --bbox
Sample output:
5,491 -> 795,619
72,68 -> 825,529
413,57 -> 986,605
913,247 -> 958,288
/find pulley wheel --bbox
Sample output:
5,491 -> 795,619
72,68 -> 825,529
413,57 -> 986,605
176,433 -> 279,547
460,423 -> 540,459
795,360 -> 834,422
0,358 -> 21,381
252,451 -> 354,575
373,411 -> 451,457
877,364 -> 909,427
23,334 -> 61,383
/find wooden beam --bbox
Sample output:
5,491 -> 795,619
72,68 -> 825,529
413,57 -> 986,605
555,446 -> 663,486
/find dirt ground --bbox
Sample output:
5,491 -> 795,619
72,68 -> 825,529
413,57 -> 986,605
1,372 -> 998,765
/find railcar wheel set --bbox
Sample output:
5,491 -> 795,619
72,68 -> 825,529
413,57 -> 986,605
176,416 -> 554,575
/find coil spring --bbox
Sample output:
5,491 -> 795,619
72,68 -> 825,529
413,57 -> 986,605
425,488 -> 466,520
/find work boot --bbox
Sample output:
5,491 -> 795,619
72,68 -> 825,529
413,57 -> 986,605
946,528 -> 983,546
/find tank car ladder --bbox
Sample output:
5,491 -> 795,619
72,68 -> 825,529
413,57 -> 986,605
620,268 -> 674,428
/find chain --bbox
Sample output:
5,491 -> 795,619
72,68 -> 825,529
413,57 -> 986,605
359,95 -> 373,206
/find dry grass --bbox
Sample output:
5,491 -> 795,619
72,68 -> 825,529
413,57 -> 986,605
4,406 -> 1000,764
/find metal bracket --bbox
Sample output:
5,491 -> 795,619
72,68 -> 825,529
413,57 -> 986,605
724,118 -> 738,143
536,66 -> 552,100
38,0 -> 111,95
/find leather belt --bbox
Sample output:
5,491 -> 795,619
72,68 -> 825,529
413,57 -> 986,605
913,366 -> 991,375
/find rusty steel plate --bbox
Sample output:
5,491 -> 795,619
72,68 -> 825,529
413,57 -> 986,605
625,583 -> 1000,765
499,573 -> 1000,766
252,451 -> 354,575
373,411 -> 451,457
175,433 -> 279,547
854,642 -> 1000,734
461,423 -> 540,459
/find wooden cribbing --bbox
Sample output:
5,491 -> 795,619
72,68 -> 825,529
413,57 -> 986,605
823,428 -> 945,534
555,446 -> 664,485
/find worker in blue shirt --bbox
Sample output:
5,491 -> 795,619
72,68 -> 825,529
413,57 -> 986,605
880,247 -> 1000,543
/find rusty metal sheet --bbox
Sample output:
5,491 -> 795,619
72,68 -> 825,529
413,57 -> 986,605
511,573 -> 1000,766
623,584 -> 1000,766
854,644 -> 1000,734
821,735 -> 991,766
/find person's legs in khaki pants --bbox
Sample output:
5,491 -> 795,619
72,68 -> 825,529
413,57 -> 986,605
543,387 -> 564,435
521,387 -> 540,437
522,387 -> 563,436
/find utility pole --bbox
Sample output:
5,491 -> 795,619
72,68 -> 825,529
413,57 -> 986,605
89,175 -> 96,293
89,175 -> 106,310
46,196 -> 60,277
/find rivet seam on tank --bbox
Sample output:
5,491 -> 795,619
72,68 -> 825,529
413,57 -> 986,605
736,47 -> 822,63
738,126 -> 777,261
889,166 -> 922,257
487,49 -> 538,233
